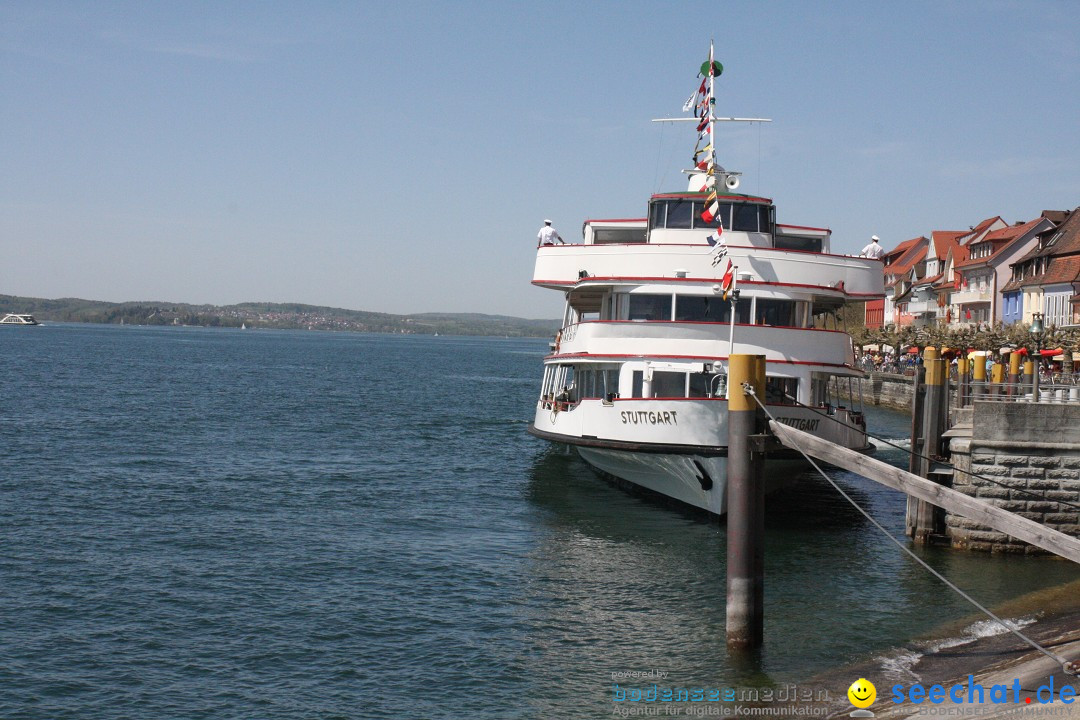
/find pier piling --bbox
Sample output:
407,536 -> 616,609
726,354 -> 766,650
972,354 -> 987,401
958,357 -> 969,407
990,362 -> 1004,399
1008,352 -> 1021,396
913,349 -> 947,543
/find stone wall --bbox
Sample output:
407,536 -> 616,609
945,402 -> 1080,553
839,372 -> 915,411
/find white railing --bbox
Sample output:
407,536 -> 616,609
958,379 -> 1080,405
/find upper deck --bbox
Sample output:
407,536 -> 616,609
535,189 -> 884,299
535,241 -> 884,298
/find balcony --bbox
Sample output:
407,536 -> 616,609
952,289 -> 992,305
534,243 -> 885,299
905,299 -> 938,315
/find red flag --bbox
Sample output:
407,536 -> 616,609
954,274 -> 961,290
721,259 -> 734,300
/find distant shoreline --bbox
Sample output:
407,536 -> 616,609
0,293 -> 560,338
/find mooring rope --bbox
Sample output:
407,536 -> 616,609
743,384 -> 1076,675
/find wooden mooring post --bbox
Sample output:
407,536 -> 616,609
906,355 -> 926,538
913,349 -> 949,543
725,354 -> 766,650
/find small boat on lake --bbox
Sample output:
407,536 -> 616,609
1,313 -> 40,326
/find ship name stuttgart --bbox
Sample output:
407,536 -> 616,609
620,410 -> 678,425
776,417 -> 820,431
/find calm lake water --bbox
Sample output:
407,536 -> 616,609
1,324 -> 1077,718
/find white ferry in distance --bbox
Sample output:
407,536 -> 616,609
1,313 -> 39,325
527,46 -> 885,516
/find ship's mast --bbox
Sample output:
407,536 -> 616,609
651,43 -> 770,189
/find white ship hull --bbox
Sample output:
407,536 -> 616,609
575,447 -> 807,516
529,399 -> 869,516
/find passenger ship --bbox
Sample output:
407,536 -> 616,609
1,313 -> 39,325
527,48 -> 885,516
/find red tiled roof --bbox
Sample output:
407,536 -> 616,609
954,217 -> 1045,269
960,216 -> 1005,245
1001,276 -> 1024,293
883,236 -> 925,264
1022,254 -> 1080,288
930,231 -> 965,261
886,244 -> 927,280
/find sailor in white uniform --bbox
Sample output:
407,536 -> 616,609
860,235 -> 885,259
537,219 -> 564,246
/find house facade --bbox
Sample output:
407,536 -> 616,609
948,217 -> 1007,327
1002,210 -> 1077,327
879,236 -> 928,327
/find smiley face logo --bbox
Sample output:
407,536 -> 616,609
848,678 -> 876,709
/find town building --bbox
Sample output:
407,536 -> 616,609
877,237 -> 928,327
1002,209 -> 1079,327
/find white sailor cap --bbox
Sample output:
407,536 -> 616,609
871,235 -> 880,241
544,219 -> 552,224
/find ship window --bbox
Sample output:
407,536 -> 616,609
755,299 -> 795,327
628,294 -> 673,321
603,369 -> 619,398
732,203 -> 761,232
677,295 -> 754,322
693,202 -> 732,230
774,235 -> 822,252
649,201 -> 666,229
665,200 -> 693,229
632,370 -> 643,398
689,372 -> 726,398
676,295 -> 723,321
652,371 -> 687,398
765,377 -> 799,405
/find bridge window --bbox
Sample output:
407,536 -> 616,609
693,203 -> 732,230
648,198 -> 772,233
664,200 -> 693,229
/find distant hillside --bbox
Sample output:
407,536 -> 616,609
0,295 -> 560,337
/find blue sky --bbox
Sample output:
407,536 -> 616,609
2,1 -> 1078,319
